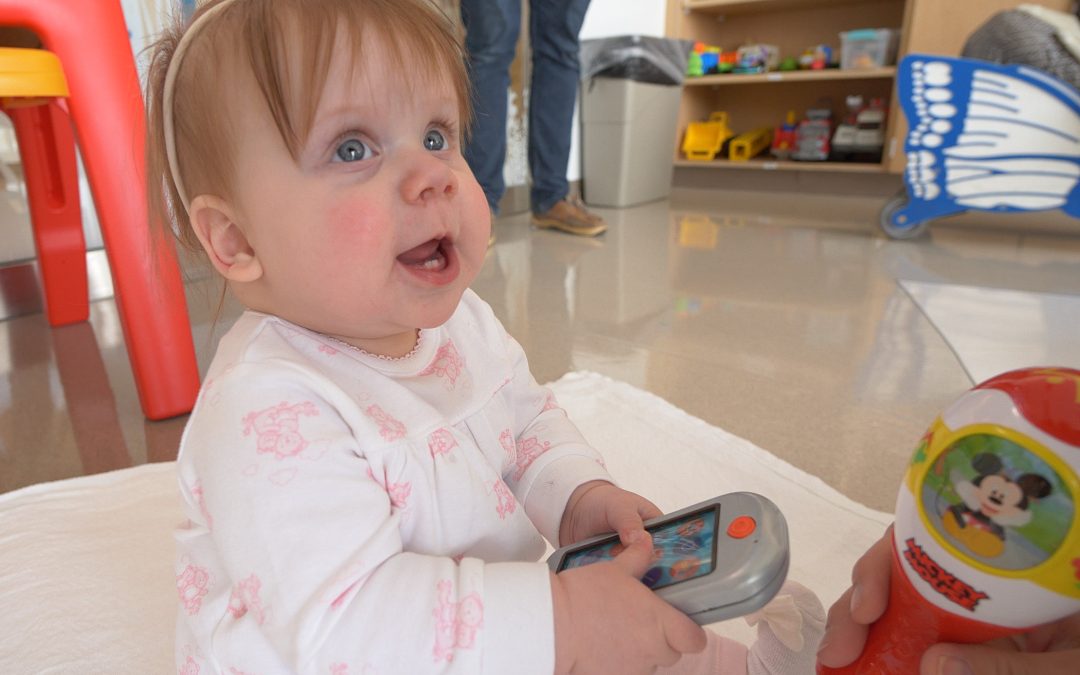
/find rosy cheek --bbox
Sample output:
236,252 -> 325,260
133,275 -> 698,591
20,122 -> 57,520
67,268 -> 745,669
324,197 -> 382,249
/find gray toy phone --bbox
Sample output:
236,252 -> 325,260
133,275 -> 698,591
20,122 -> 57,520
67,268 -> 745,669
547,492 -> 789,625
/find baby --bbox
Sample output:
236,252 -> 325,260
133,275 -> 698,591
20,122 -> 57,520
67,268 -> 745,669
148,1 -> 823,672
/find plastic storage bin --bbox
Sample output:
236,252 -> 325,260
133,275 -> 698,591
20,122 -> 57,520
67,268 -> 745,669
579,35 -> 691,207
840,28 -> 899,69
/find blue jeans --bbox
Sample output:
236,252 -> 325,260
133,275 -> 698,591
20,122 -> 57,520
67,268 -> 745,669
460,0 -> 591,215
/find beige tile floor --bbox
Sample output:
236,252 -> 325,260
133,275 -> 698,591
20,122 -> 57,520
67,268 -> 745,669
2,186 -> 1080,513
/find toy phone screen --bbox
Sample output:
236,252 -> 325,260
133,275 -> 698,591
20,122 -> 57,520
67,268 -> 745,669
557,507 -> 719,590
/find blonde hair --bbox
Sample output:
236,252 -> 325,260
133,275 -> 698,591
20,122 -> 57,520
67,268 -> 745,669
146,0 -> 472,254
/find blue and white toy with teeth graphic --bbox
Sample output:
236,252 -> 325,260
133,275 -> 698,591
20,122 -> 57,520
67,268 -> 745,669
882,54 -> 1080,239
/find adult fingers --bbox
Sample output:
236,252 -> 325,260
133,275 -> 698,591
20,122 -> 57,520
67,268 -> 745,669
816,586 -> 870,669
920,643 -> 1080,675
848,526 -> 893,624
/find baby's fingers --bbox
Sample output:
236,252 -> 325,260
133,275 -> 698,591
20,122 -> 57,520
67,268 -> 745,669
611,530 -> 656,579
661,603 -> 708,656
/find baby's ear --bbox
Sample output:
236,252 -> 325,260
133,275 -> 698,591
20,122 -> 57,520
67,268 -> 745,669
188,194 -> 263,283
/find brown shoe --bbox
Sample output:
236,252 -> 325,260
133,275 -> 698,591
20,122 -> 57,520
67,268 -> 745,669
531,197 -> 607,237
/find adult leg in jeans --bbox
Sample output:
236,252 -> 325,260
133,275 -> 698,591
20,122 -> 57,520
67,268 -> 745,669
460,0 -> 520,214
527,0 -> 590,215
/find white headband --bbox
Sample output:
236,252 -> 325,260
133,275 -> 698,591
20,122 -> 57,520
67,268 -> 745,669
162,0 -> 241,213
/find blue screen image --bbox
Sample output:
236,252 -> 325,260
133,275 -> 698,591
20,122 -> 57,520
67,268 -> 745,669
558,509 -> 718,590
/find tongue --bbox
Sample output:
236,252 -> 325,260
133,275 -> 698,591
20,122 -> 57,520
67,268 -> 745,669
398,239 -> 441,266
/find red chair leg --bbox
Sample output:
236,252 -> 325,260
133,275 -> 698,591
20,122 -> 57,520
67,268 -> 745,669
6,100 -> 88,326
2,0 -> 201,419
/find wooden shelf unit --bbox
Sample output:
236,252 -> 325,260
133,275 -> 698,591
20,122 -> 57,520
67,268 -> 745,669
669,0 -> 907,174
685,0 -> 874,17
685,66 -> 896,87
674,158 -> 887,173
667,0 -> 1076,175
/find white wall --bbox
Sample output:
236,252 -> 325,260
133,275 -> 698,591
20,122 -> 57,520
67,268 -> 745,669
569,0 -> 668,181
580,0 -> 667,41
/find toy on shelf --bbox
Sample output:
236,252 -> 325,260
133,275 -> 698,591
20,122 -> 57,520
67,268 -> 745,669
687,50 -> 704,77
771,110 -> 798,160
832,95 -> 887,161
734,44 -> 779,74
717,51 -> 737,74
682,112 -> 735,161
819,367 -> 1080,674
791,108 -> 832,161
799,44 -> 834,70
688,42 -> 735,77
729,127 -> 773,161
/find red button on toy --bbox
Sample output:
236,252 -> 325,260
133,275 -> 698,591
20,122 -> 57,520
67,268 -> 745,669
727,516 -> 757,539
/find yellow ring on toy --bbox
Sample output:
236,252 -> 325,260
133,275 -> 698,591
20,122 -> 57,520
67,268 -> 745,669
912,422 -> 1080,598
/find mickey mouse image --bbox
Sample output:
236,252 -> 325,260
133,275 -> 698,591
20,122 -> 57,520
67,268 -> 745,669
942,452 -> 1053,559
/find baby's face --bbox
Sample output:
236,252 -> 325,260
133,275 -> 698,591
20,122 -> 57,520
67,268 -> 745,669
225,31 -> 490,355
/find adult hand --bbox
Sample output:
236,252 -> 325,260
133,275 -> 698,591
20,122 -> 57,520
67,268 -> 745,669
551,530 -> 707,674
816,526 -> 1080,674
558,480 -> 662,547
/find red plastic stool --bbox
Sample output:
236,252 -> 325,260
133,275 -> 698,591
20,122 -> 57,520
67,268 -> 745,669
0,48 -> 86,326
0,1 -> 200,420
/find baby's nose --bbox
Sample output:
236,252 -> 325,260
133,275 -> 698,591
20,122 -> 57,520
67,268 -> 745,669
401,152 -> 457,203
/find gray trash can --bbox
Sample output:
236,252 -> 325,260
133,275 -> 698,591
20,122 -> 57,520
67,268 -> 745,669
579,36 -> 691,208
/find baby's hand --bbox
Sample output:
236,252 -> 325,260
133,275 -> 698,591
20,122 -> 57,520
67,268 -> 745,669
551,530 -> 707,674
559,481 -> 662,547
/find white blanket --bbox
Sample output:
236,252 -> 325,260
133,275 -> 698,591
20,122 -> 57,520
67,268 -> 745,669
0,372 -> 891,673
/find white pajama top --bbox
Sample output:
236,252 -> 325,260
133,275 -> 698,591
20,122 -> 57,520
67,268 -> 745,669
174,290 -> 613,674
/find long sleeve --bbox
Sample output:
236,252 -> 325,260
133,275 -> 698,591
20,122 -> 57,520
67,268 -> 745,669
498,330 -> 614,548
175,361 -> 554,675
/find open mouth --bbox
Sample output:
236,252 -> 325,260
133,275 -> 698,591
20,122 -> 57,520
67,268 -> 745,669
398,237 -> 448,270
396,237 -> 458,285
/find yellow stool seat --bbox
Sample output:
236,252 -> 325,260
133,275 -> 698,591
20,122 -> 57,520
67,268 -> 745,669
0,46 -> 68,99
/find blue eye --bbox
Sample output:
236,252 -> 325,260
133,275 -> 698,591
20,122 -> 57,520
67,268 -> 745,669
424,129 -> 447,151
335,138 -> 371,162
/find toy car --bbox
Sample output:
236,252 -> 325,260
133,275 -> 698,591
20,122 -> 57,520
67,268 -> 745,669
791,108 -> 832,161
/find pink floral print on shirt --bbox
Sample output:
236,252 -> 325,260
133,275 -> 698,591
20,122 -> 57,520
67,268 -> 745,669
511,435 -> 552,481
365,467 -> 411,511
432,580 -> 483,662
498,429 -> 515,458
179,656 -> 200,675
177,564 -> 210,616
228,574 -> 268,625
428,428 -> 458,458
493,480 -> 516,519
241,401 -> 319,459
419,340 -> 465,389
364,404 -> 406,441
541,392 -> 560,412
190,480 -> 213,530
